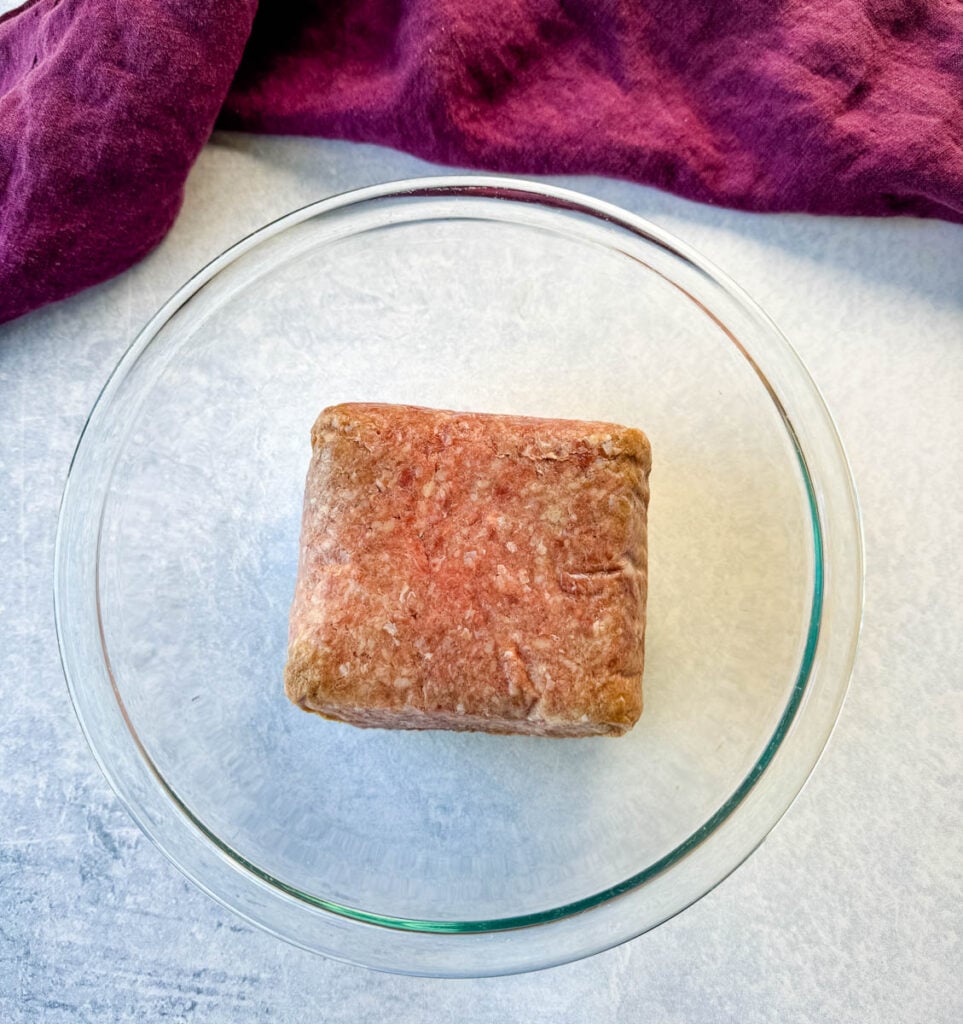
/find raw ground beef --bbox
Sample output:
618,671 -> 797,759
285,403 -> 651,737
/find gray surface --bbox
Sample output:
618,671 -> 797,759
1,134 -> 961,1021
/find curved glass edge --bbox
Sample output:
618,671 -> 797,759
54,176 -> 862,945
95,433 -> 822,936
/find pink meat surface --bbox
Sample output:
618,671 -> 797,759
284,403 -> 651,737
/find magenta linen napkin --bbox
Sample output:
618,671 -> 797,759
2,0 -> 961,324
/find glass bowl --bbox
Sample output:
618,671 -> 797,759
55,177 -> 863,977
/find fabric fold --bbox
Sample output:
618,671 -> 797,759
0,0 -> 257,323
1,0 -> 961,324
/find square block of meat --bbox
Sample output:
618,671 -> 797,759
284,403 -> 651,737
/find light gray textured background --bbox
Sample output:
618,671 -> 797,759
1,134 -> 961,1022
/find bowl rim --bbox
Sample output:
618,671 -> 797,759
54,175 -> 864,975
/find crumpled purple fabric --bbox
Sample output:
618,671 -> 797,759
2,0 -> 961,324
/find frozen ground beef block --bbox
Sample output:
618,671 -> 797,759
284,403 -> 651,737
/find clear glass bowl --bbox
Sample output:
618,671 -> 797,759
55,177 -> 863,977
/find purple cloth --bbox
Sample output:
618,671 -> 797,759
1,0 -> 961,324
